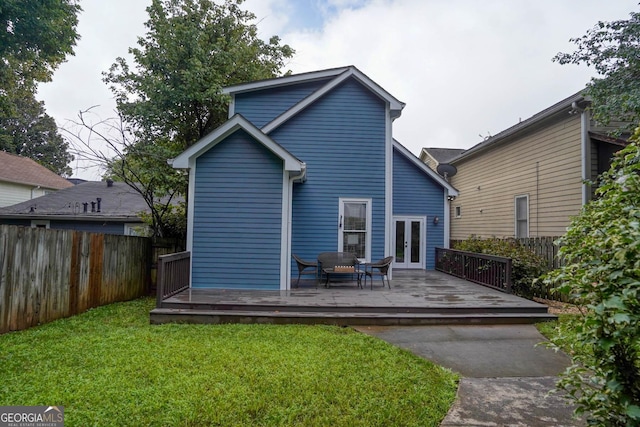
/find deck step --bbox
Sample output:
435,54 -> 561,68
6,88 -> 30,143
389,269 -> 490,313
150,307 -> 557,326
160,301 -> 550,315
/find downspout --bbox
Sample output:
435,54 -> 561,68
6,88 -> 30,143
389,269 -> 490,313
443,191 -> 451,249
284,164 -> 307,290
577,103 -> 591,205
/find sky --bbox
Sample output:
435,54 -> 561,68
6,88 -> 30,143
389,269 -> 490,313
37,0 -> 639,180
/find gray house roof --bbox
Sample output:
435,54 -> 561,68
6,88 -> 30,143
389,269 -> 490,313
0,181 -> 149,221
420,147 -> 466,164
449,90 -> 587,164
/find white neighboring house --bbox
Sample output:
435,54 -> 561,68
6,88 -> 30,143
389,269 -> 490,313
0,151 -> 73,207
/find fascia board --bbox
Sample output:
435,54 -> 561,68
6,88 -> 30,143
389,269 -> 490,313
221,67 -> 350,95
450,92 -> 587,164
172,115 -> 303,172
393,140 -> 459,196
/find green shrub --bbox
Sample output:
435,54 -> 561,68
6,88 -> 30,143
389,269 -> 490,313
453,236 -> 548,298
543,132 -> 640,426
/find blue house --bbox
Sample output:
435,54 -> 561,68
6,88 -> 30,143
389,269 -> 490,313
171,66 -> 458,290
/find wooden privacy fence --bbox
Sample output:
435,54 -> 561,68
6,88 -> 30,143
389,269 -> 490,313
435,247 -> 512,293
0,225 -> 151,334
515,236 -> 564,270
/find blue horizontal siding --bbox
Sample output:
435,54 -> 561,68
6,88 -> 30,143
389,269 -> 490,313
270,78 -> 387,274
234,79 -> 332,128
393,148 -> 445,269
192,129 -> 284,290
0,219 -> 126,234
51,220 -> 125,234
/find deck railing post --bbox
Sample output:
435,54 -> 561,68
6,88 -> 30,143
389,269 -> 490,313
504,257 -> 513,293
156,251 -> 191,307
156,256 -> 165,308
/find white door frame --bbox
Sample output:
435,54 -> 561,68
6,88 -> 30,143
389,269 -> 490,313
392,216 -> 426,269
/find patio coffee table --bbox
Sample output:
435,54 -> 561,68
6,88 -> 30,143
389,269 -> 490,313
322,266 -> 364,288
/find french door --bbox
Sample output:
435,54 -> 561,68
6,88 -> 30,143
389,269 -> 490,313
393,216 -> 425,269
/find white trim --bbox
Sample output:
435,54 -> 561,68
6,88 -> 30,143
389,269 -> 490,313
338,198 -> 372,262
262,67 -> 405,135
444,193 -> 452,249
385,104 -> 393,276
172,115 -> 304,172
514,194 -> 529,238
392,140 -> 458,196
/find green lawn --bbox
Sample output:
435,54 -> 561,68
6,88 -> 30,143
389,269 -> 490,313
0,298 -> 458,426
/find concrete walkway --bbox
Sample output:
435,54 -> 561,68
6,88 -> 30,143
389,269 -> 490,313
356,324 -> 585,427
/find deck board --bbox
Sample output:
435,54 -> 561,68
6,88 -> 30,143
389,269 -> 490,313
151,271 -> 554,325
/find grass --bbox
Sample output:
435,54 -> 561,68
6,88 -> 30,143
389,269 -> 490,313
0,298 -> 458,427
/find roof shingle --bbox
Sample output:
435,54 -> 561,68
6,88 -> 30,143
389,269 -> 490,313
0,151 -> 73,189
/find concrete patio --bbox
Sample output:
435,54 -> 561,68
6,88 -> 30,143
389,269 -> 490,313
150,270 -> 555,325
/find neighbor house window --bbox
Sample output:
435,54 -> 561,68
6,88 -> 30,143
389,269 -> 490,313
30,220 -> 50,229
514,195 -> 529,238
454,206 -> 461,218
338,198 -> 371,261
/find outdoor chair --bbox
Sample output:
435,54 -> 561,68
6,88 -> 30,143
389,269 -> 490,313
364,256 -> 394,289
292,254 -> 318,287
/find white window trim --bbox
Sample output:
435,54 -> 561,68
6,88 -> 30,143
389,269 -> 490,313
454,206 -> 461,218
31,220 -> 50,229
338,198 -> 372,262
514,194 -> 529,238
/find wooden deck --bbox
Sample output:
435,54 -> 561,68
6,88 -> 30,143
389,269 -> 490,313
150,270 -> 555,326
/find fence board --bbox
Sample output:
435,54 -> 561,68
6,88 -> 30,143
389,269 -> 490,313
0,225 -> 152,334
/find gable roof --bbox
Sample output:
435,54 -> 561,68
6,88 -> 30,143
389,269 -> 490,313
171,114 -> 306,176
393,140 -> 458,196
420,147 -> 466,164
0,181 -> 149,221
224,66 -> 406,132
450,91 -> 587,164
0,151 -> 73,190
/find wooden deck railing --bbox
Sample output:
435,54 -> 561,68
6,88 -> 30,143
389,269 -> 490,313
156,251 -> 190,307
435,247 -> 512,293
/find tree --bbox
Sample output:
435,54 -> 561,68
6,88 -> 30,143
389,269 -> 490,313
103,0 -> 294,147
544,130 -> 640,426
553,8 -> 640,128
64,109 -> 185,238
0,94 -> 73,176
0,0 -> 81,117
90,0 -> 295,237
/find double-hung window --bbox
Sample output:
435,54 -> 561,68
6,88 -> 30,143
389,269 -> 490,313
338,198 -> 371,261
514,195 -> 529,238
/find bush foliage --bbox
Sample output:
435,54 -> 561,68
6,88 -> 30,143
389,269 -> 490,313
543,132 -> 640,426
453,237 -> 548,298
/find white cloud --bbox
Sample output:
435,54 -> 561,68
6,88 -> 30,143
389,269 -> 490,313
37,0 -> 639,179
